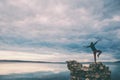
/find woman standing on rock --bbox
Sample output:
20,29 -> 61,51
84,40 -> 102,63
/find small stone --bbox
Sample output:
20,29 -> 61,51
85,78 -> 89,80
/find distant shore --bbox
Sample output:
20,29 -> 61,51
0,60 -> 119,64
0,60 -> 65,64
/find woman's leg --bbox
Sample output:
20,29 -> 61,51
93,51 -> 96,63
97,50 -> 102,58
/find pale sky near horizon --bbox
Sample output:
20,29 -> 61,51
0,0 -> 120,62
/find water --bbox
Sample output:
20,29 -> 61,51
0,62 -> 120,80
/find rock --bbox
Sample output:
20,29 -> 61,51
67,60 -> 111,80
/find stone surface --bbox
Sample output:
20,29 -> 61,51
67,60 -> 111,80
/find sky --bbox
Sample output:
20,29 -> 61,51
0,0 -> 120,62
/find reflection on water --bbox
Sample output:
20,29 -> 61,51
0,62 -> 120,80
106,63 -> 120,80
0,63 -> 67,75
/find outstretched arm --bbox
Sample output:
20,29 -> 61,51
94,40 -> 100,45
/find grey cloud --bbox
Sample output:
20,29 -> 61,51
102,0 -> 120,19
0,0 -> 120,60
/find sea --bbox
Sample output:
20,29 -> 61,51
0,62 -> 120,80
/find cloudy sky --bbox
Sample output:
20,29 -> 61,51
0,0 -> 120,62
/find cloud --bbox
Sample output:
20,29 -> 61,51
0,0 -> 120,61
102,0 -> 120,18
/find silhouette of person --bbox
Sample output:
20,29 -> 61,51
84,40 -> 102,63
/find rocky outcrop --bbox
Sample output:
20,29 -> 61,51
67,60 -> 111,80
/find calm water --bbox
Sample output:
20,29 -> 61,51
0,62 -> 120,80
